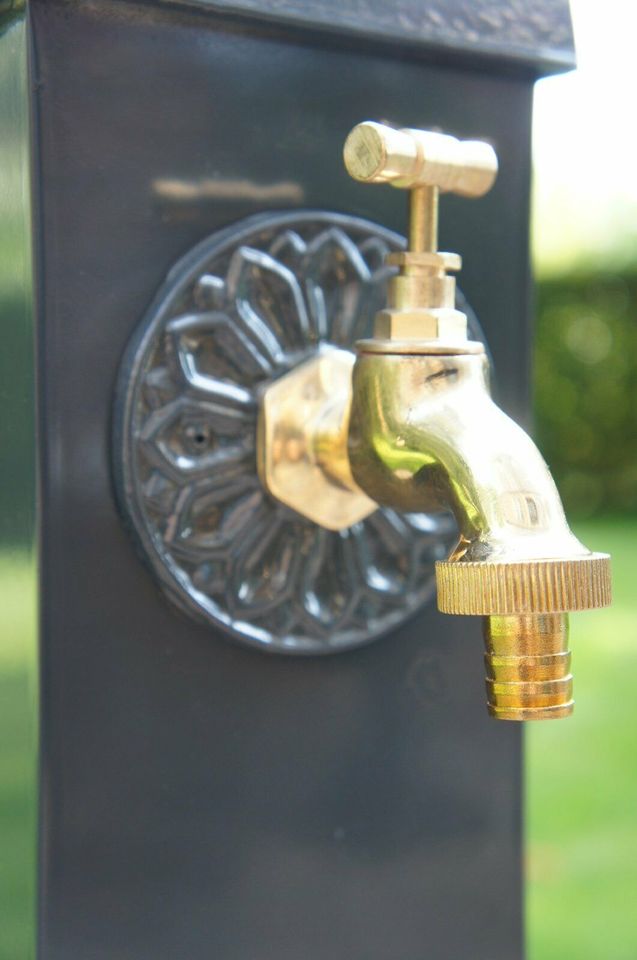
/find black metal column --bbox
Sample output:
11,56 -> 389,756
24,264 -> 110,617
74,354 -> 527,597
2,1 -> 575,957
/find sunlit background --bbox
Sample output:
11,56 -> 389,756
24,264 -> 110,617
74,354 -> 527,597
533,0 -> 637,278
528,2 -> 637,958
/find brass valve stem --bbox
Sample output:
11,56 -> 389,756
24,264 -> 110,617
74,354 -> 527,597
409,185 -> 438,255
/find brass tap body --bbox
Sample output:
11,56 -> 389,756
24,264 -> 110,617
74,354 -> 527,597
343,121 -> 611,720
257,121 -> 611,720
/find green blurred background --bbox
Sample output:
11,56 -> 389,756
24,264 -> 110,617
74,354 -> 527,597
2,1 -> 637,957
529,1 -> 637,957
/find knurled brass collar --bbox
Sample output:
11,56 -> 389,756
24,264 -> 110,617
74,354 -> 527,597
436,553 -> 612,615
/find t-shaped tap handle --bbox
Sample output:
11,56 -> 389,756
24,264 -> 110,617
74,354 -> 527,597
343,122 -> 498,340
344,122 -> 497,255
343,122 -> 498,195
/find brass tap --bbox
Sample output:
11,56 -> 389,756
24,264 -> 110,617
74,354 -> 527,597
344,121 -> 610,720
258,121 -> 611,719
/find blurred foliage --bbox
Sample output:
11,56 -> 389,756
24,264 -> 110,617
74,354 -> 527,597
535,271 -> 637,516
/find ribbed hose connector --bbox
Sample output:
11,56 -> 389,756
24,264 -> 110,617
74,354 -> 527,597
483,614 -> 573,720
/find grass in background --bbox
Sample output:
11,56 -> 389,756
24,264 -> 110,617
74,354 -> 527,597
0,552 -> 36,960
527,516 -> 637,960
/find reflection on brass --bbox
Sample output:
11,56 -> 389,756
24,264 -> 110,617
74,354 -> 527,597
258,346 -> 377,531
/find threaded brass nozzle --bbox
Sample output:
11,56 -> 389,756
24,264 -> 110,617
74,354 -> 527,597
483,614 -> 573,720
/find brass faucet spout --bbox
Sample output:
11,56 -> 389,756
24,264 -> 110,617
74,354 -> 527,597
349,350 -> 586,563
348,347 -> 610,719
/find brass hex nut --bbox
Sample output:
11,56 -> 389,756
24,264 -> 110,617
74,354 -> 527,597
374,306 -> 468,341
258,347 -> 377,531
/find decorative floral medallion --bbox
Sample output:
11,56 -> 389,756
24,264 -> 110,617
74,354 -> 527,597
115,211 -> 481,654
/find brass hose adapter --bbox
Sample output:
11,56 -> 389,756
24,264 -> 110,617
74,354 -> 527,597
343,120 -> 611,720
484,614 -> 574,721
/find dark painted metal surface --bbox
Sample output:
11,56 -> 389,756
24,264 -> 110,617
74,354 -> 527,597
10,0 -> 557,956
136,0 -> 575,75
